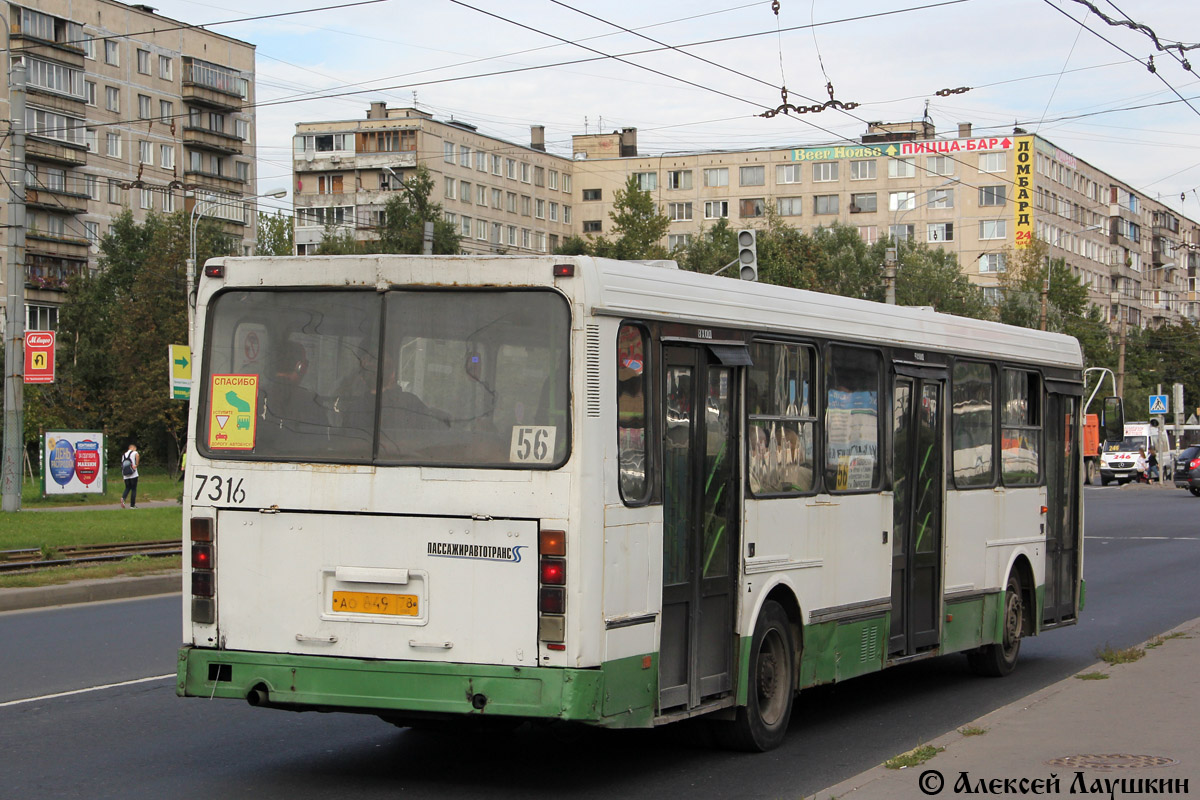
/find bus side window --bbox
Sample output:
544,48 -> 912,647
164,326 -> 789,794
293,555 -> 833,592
1001,369 -> 1041,485
952,361 -> 996,488
617,324 -> 650,504
747,340 -> 816,496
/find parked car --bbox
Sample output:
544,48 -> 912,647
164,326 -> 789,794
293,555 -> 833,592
1173,445 -> 1200,497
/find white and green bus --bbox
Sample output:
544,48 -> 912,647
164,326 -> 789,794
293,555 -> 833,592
177,254 -> 1090,751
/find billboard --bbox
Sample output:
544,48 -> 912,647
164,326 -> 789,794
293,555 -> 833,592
43,431 -> 105,495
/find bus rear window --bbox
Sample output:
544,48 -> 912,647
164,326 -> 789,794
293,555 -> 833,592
199,289 -> 570,468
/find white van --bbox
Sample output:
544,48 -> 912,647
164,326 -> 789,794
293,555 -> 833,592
1100,422 -> 1171,484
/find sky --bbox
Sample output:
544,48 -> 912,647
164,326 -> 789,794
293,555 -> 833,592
143,0 -> 1200,221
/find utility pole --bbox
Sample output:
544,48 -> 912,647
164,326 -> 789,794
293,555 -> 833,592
2,62 -> 26,513
1116,309 -> 1126,398
1039,254 -> 1050,331
884,247 -> 897,305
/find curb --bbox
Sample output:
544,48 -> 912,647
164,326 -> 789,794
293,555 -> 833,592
815,616 -> 1200,800
0,573 -> 181,612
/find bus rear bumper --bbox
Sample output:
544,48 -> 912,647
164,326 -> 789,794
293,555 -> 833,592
176,646 -> 654,728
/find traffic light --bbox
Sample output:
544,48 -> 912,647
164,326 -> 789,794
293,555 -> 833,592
737,229 -> 758,282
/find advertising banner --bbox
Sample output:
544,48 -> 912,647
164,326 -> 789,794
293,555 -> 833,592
1013,136 -> 1035,249
43,431 -> 105,495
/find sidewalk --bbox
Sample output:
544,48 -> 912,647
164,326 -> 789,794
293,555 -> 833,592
818,617 -> 1200,799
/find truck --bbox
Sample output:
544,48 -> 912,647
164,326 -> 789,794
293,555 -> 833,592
1084,414 -> 1099,484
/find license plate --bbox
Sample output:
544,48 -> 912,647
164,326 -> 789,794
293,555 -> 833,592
331,590 -> 419,617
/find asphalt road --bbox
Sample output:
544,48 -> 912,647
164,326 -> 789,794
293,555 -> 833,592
3,484 -> 1198,800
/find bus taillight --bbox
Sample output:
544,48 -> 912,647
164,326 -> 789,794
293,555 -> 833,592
538,528 -> 566,646
191,517 -> 215,624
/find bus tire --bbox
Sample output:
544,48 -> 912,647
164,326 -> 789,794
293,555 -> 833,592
715,600 -> 795,752
967,572 -> 1024,677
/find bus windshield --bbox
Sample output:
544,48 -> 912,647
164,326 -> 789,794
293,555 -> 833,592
199,288 -> 570,468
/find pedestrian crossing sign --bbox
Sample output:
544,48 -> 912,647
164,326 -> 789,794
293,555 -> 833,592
1149,394 -> 1168,414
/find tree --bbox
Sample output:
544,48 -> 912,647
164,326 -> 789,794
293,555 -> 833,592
256,210 -> 294,256
376,165 -> 461,254
606,175 -> 670,260
893,241 -> 990,319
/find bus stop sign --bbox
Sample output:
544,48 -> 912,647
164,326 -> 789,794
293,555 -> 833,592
24,331 -> 55,384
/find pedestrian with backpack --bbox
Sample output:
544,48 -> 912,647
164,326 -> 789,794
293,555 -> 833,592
121,443 -> 140,508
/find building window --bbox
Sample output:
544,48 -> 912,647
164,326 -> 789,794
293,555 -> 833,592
106,132 -> 121,157
634,171 -> 657,191
814,194 -> 839,214
849,160 -> 876,180
84,80 -> 96,105
667,170 -> 692,189
236,161 -> 250,182
160,145 -> 175,169
508,225 -> 517,245
107,179 -> 122,203
740,165 -> 765,186
476,219 -> 487,240
889,191 -> 915,211
929,188 -> 954,209
444,176 -> 456,199
583,220 -> 602,233
858,225 -> 878,245
703,168 -> 728,188
159,100 -> 173,123
522,228 -> 531,248
549,202 -> 558,222
82,32 -> 96,60
477,185 -> 487,206
105,40 -> 119,66
159,55 -> 173,80
979,252 -> 1006,272
668,233 -> 692,250
562,174 -> 572,193
668,202 -> 692,221
475,151 -> 487,172
927,222 -> 954,242
583,188 -> 601,201
777,197 -> 802,216
492,222 -> 502,244
979,219 -> 1007,239
534,166 -> 545,187
888,158 -> 915,178
139,140 -> 152,165
458,180 -> 470,203
979,186 -> 1006,206
140,188 -> 153,210
889,224 -> 914,241
492,188 -> 502,209
137,95 -> 151,120
85,175 -> 99,200
548,170 -> 558,190
459,145 -> 470,168
520,162 -> 530,182
850,193 -> 876,213
535,199 -> 545,219
461,216 -> 471,236
105,86 -> 120,112
443,141 -> 454,163
163,191 -> 175,213
235,119 -> 249,141
506,192 -> 517,213
740,198 -> 765,217
84,221 -> 99,248
27,304 -> 59,331
776,164 -> 802,184
979,152 -> 1007,173
137,49 -> 150,74
521,195 -> 531,216
928,155 -> 954,176
704,200 -> 729,219
813,162 -> 838,182
563,205 -> 572,223
495,155 -> 504,177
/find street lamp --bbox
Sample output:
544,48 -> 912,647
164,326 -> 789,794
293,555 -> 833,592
186,188 -> 286,352
884,177 -> 959,304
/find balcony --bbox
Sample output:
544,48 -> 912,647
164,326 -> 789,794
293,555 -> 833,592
182,125 -> 245,155
26,136 -> 88,166
182,57 -> 246,111
26,186 -> 89,214
25,252 -> 86,292
183,168 -> 245,194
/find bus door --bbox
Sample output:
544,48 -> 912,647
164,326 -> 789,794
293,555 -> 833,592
889,366 -> 947,657
1044,388 -> 1081,625
659,344 -> 742,712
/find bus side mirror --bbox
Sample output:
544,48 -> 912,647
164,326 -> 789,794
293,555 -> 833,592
1101,396 -> 1124,444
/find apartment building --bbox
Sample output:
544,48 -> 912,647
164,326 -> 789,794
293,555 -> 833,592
571,121 -> 1200,327
292,103 -> 574,256
0,0 -> 258,333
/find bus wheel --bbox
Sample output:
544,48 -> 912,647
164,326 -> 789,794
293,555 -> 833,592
715,601 -> 795,752
968,572 -> 1024,677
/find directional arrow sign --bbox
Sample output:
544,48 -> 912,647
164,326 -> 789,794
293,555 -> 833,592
169,344 -> 192,400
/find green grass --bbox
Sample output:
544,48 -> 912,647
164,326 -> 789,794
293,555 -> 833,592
1075,671 -> 1109,680
21,466 -> 184,509
1146,632 -> 1187,649
958,726 -> 987,736
0,556 -> 180,588
0,506 -> 181,550
1096,644 -> 1145,665
884,745 -> 943,770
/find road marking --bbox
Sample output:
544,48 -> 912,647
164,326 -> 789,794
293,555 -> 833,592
0,673 -> 173,708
